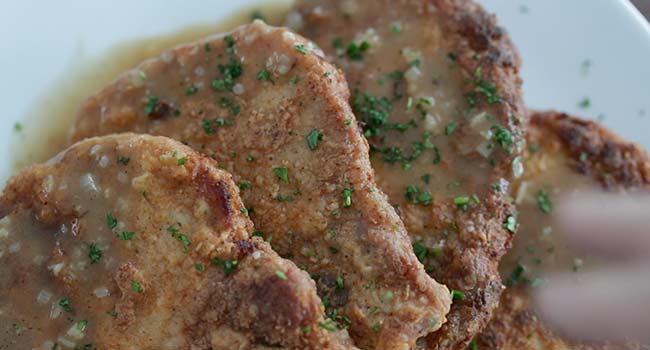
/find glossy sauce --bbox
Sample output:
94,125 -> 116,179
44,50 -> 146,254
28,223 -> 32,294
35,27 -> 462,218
500,143 -> 603,286
289,2 -> 514,211
1,145 -> 142,349
3,4 -> 290,350
11,3 -> 290,173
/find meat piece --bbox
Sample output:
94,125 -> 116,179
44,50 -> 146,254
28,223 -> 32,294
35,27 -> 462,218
69,22 -> 451,350
0,134 -> 357,350
475,111 -> 649,350
290,1 -> 525,348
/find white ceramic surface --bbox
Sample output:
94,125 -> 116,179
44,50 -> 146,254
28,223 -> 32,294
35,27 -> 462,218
0,0 -> 649,183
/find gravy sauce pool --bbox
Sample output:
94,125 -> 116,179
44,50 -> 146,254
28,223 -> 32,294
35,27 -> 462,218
2,4 -> 289,349
501,147 -> 603,286
10,2 -> 290,172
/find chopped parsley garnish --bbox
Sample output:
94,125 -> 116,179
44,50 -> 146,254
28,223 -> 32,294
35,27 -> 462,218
413,241 -> 428,263
217,97 -> 241,116
213,257 -> 238,276
58,298 -> 72,312
450,289 -> 465,301
578,97 -> 591,109
336,275 -> 344,289
444,122 -> 458,135
504,216 -> 517,233
185,86 -> 198,95
346,41 -> 370,60
275,270 -> 288,280
177,157 -> 186,166
275,194 -> 294,202
13,122 -> 23,132
290,75 -> 299,84
332,38 -> 343,49
223,35 -> 235,53
76,320 -> 88,331
202,117 -> 233,135
273,167 -> 289,183
505,264 -> 525,287
194,263 -> 205,272
390,21 -> 403,33
294,44 -> 308,54
106,213 -> 117,230
88,244 -> 103,264
352,92 -> 392,138
319,320 -> 337,332
405,186 -> 433,205
491,125 -> 514,153
256,68 -> 272,82
372,323 -> 381,332
117,156 -> 130,165
341,188 -> 354,208
306,129 -> 323,150
118,231 -> 135,240
237,180 -> 251,190
536,190 -> 552,214
468,339 -> 478,350
467,67 -> 501,106
212,58 -> 243,92
168,225 -> 191,251
204,43 -> 211,52
453,196 -> 470,205
130,280 -> 143,293
144,95 -> 158,116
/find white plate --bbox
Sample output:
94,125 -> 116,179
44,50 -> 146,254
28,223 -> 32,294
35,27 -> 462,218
1,0 -> 649,184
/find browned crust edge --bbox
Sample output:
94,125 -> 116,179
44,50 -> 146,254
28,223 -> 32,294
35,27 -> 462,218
420,1 -> 526,349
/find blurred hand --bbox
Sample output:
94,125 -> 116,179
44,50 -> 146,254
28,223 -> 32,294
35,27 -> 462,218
534,193 -> 650,343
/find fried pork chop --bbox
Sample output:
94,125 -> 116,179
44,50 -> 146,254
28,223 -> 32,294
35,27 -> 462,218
290,1 -> 525,348
476,112 -> 649,350
0,134 -> 357,350
69,22 -> 451,350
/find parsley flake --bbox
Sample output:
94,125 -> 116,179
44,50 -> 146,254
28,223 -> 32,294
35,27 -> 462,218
536,190 -> 552,214
450,289 -> 465,301
106,213 -> 117,230
118,231 -> 135,240
294,44 -> 308,54
275,270 -> 288,280
273,167 -> 289,183
130,280 -> 143,293
341,188 -> 354,208
306,129 -> 323,150
88,244 -> 102,264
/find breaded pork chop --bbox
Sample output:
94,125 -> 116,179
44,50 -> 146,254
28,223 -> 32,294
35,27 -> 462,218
0,134 -> 357,350
69,22 -> 451,350
291,1 -> 525,348
476,112 -> 649,350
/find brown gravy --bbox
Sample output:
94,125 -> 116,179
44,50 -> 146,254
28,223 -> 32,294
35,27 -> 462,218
500,145 -> 604,286
10,2 -> 290,173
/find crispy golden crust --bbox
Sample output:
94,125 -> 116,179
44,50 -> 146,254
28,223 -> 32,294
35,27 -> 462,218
0,134 -> 356,350
292,1 -> 525,349
69,22 -> 451,350
422,2 -> 524,349
476,111 -> 650,350
529,112 -> 650,190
